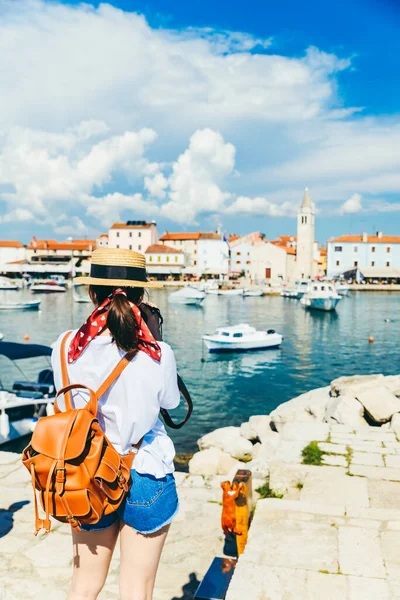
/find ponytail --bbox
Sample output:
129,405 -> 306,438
90,285 -> 144,352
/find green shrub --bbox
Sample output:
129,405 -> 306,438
302,441 -> 324,466
255,480 -> 284,499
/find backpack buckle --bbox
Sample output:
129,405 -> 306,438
55,467 -> 66,482
66,515 -> 81,530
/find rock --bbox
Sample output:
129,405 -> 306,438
391,413 -> 400,439
280,422 -> 330,443
356,386 -> 400,423
384,376 -> 400,397
248,415 -> 273,439
324,395 -> 367,428
240,421 -> 258,441
330,374 -> 384,398
251,442 -> 262,458
269,387 -> 331,431
244,458 -> 270,479
189,448 -> 222,476
198,426 -> 253,460
188,448 -> 240,476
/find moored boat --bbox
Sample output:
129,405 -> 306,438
207,288 -> 243,296
202,324 -> 283,352
300,282 -> 342,312
0,300 -> 41,311
335,281 -> 350,297
243,289 -> 264,297
168,287 -> 206,305
0,277 -> 19,291
31,281 -> 66,293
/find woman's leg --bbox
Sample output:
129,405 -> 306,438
119,522 -> 170,600
68,522 -> 120,600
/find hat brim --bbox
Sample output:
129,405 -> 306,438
73,276 -> 163,289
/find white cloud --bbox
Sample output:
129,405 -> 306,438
54,216 -> 89,237
144,172 -> 168,200
161,129 -> 235,223
226,196 -> 297,217
0,208 -> 35,223
85,192 -> 159,227
340,193 -> 362,215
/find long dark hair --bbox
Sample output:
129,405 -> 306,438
90,285 -> 145,352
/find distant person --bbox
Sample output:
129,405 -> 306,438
52,248 -> 180,600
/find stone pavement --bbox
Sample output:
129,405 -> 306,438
0,453 -> 227,600
226,424 -> 400,600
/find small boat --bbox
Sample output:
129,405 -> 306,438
243,289 -> 264,297
31,281 -> 66,293
49,275 -> 67,286
207,288 -> 244,296
168,287 -> 206,305
300,282 -> 342,312
0,300 -> 41,311
0,277 -> 19,291
202,324 -> 283,353
73,291 -> 92,304
335,281 -> 350,297
284,280 -> 310,299
0,341 -> 55,446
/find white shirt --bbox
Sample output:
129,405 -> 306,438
51,331 -> 180,479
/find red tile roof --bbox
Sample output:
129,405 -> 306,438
145,244 -> 182,254
271,241 -> 296,255
110,222 -> 154,230
160,232 -> 221,242
330,235 -> 400,244
0,241 -> 24,248
29,238 -> 95,251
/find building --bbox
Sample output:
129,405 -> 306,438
26,237 -> 96,263
145,244 -> 185,280
296,188 -> 315,279
327,233 -> 400,279
229,232 -> 264,278
108,221 -> 158,252
159,231 -> 229,277
0,241 -> 26,265
252,242 -> 296,283
96,234 -> 109,248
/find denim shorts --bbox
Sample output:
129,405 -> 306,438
80,470 -> 179,535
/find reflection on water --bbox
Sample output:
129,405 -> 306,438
1,288 -> 399,453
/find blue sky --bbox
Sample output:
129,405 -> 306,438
0,0 -> 399,245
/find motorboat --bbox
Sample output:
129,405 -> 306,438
73,291 -> 92,304
300,282 -> 342,312
0,277 -> 19,291
202,324 -> 283,353
243,289 -> 264,297
207,287 -> 244,296
49,275 -> 67,286
0,341 -> 55,446
284,280 -> 310,299
0,300 -> 41,311
168,287 -> 206,305
31,281 -> 66,293
335,281 -> 350,297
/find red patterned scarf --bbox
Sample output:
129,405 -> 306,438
68,288 -> 162,364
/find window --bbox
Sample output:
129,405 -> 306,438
149,256 -> 153,262
387,247 -> 391,253
166,256 -> 170,262
175,256 -> 178,263
246,260 -> 251,265
335,246 -> 342,252
371,246 -> 376,253
236,260 -> 241,265
233,333 -> 243,338
116,232 -> 120,238
304,216 -> 307,224
237,252 -> 241,256
371,261 -> 375,267
387,261 -> 390,267
336,260 -> 340,266
116,245 -> 120,249
129,232 -> 132,238
157,256 -> 161,262
138,232 -> 141,238
194,249 -> 197,255
221,332 -> 230,337
138,245 -> 141,251
194,260 -> 197,265
354,246 -> 358,253
354,261 -> 358,267
129,245 -> 132,250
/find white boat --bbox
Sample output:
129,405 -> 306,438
243,289 -> 264,297
168,287 -> 206,305
73,291 -> 92,304
284,280 -> 310,299
202,324 -> 283,353
49,275 -> 67,287
0,300 -> 41,311
335,282 -> 350,297
0,277 -> 19,291
31,281 -> 66,293
300,282 -> 342,312
207,288 -> 244,296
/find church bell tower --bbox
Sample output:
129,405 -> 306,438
296,187 -> 315,279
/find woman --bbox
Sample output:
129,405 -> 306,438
51,248 -> 180,600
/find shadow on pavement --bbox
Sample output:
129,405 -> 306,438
0,500 -> 30,538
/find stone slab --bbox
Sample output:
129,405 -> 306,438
385,454 -> 400,468
368,479 -> 400,509
273,440 -> 305,464
348,576 -> 391,600
345,505 -> 400,521
269,462 -> 309,494
322,454 -> 348,467
306,571 -> 347,600
351,452 -> 384,467
349,464 -> 400,481
280,422 -> 330,442
319,442 -> 347,455
300,470 -> 369,507
256,498 -> 346,517
338,527 -> 385,578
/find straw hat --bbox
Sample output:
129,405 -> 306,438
74,248 -> 162,288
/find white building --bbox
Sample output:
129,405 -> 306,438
96,234 -> 109,248
327,233 -> 400,279
296,188 -> 315,279
252,242 -> 296,283
26,237 -> 96,263
0,241 -> 26,265
145,244 -> 185,280
159,231 -> 228,277
108,221 -> 158,252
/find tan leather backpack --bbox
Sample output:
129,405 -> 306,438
22,332 -> 140,535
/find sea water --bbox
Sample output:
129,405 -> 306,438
0,288 -> 399,453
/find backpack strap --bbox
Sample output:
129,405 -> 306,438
160,375 -> 193,430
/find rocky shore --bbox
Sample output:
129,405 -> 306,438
1,373 -> 400,599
